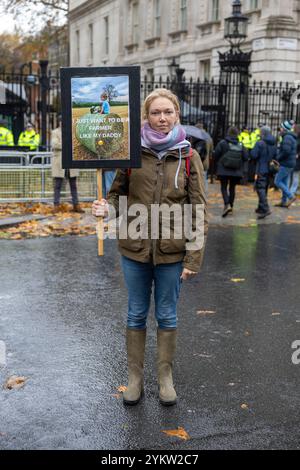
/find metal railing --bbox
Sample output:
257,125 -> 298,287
0,151 -> 97,202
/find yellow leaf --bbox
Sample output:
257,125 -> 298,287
231,278 -> 245,283
4,376 -> 27,390
162,427 -> 190,441
241,403 -> 249,410
112,393 -> 121,399
117,385 -> 127,393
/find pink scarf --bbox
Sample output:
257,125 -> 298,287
141,123 -> 187,152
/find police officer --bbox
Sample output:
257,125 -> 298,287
251,122 -> 265,149
18,122 -> 40,150
0,118 -> 14,146
238,126 -> 252,150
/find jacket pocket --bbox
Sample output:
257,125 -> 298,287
118,237 -> 144,252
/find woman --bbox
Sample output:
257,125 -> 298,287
214,126 -> 248,217
92,89 -> 208,406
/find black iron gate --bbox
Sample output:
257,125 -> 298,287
1,65 -> 300,148
0,61 -> 60,149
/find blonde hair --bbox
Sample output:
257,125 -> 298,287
142,88 -> 180,120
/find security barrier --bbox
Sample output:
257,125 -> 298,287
0,151 -> 97,202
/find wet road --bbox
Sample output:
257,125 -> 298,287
1,225 -> 300,450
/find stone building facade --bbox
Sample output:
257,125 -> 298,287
69,0 -> 300,83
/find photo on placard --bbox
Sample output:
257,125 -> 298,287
60,67 -> 141,169
71,75 -> 129,161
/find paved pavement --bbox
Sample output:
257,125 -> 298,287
1,218 -> 300,449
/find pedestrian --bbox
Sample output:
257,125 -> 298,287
214,126 -> 248,217
251,126 -> 277,219
92,88 -> 208,406
274,120 -> 297,207
51,115 -> 84,213
287,123 -> 300,198
0,118 -> 14,147
238,125 -> 252,150
18,122 -> 40,150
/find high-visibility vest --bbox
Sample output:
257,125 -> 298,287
0,126 -> 14,146
238,131 -> 252,149
18,130 -> 40,150
251,129 -> 261,148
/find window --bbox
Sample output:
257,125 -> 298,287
75,30 -> 80,64
132,2 -> 139,44
146,68 -> 154,81
210,0 -> 219,22
249,0 -> 258,9
104,16 -> 109,55
154,0 -> 161,37
88,24 -> 93,62
200,59 -> 211,81
180,0 -> 187,30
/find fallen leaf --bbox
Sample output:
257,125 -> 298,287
241,403 -> 249,410
271,312 -> 281,316
231,278 -> 245,283
244,331 -> 251,336
10,234 -> 22,240
228,383 -> 235,386
162,427 -> 190,441
4,376 -> 27,390
196,310 -> 216,316
117,385 -> 127,393
112,393 -> 121,399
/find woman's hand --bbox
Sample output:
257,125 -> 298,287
180,268 -> 197,281
92,199 -> 109,217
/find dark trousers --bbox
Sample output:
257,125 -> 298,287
54,177 -> 79,205
220,176 -> 239,207
255,174 -> 270,213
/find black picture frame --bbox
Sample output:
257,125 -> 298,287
60,66 -> 141,169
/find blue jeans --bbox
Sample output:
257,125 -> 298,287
121,256 -> 182,330
101,170 -> 116,198
288,170 -> 299,196
274,166 -> 294,203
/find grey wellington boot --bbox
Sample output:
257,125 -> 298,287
123,328 -> 146,405
157,328 -> 177,406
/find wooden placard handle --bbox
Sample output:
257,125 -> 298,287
97,169 -> 104,256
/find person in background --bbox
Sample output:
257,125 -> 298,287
51,115 -> 84,213
214,126 -> 248,217
238,126 -> 252,150
92,88 -> 208,407
251,122 -> 264,149
288,123 -> 300,198
18,122 -> 40,150
0,118 -> 14,146
251,126 -> 277,219
274,120 -> 297,208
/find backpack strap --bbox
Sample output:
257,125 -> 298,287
185,148 -> 193,177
